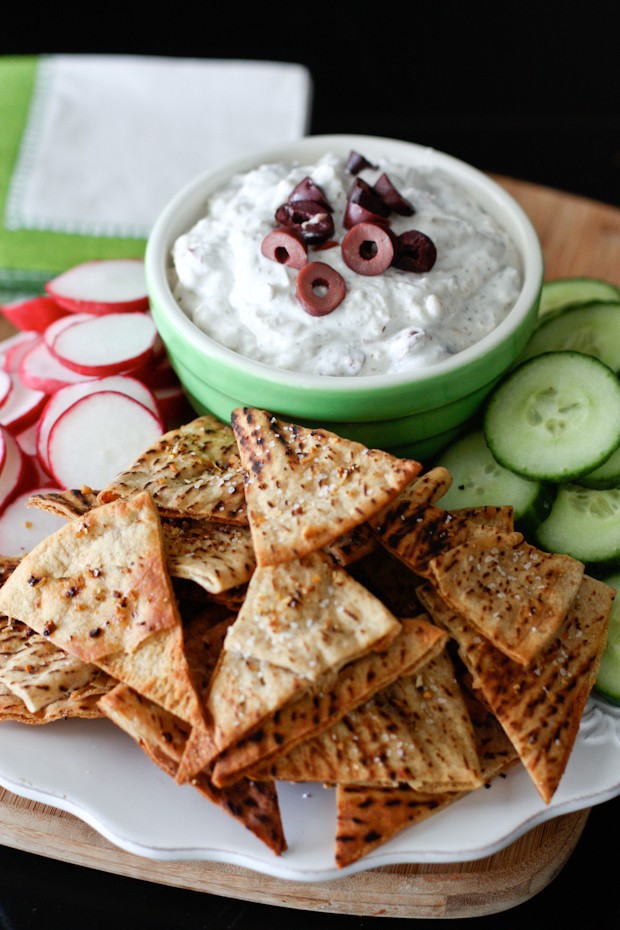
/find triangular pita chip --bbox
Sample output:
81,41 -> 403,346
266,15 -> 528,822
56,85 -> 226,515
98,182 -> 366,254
253,649 -> 483,793
334,701 -> 518,867
162,517 -> 256,594
99,682 -> 287,855
417,575 -> 613,803
231,407 -> 422,566
97,414 -> 247,524
211,615 -> 449,787
0,490 -> 205,728
27,487 -> 99,520
427,532 -> 585,664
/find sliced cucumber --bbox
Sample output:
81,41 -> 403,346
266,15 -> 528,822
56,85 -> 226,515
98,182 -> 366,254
520,301 -> 620,372
435,428 -> 552,535
539,277 -> 620,318
535,485 -> 620,571
484,351 -> 620,482
594,571 -> 620,706
576,445 -> 620,490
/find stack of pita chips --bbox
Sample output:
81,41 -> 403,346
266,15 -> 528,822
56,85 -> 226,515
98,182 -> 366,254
0,406 -> 613,869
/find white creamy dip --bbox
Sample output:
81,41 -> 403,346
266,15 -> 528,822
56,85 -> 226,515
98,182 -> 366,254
170,152 -> 523,377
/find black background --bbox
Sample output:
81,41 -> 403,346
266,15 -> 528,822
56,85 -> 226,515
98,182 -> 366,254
2,9 -> 620,928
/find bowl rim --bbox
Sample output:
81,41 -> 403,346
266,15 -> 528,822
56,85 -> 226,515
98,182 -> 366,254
145,133 -> 544,394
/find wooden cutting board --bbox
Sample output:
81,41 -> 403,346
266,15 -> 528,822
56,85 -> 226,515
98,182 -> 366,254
0,177 -> 619,919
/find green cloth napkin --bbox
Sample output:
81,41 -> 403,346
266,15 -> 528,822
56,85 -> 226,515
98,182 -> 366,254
0,54 -> 312,304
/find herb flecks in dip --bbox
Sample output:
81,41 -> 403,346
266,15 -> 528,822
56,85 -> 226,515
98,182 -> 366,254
170,153 -> 523,378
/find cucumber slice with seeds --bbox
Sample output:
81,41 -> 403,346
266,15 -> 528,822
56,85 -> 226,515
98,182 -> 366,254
521,301 -> 620,372
536,485 -> 620,572
576,445 -> 620,490
483,351 -> 620,482
594,571 -> 620,706
539,277 -> 620,318
435,428 -> 552,535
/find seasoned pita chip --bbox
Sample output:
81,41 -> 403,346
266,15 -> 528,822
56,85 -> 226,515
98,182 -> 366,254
324,522 -> 377,567
99,683 -> 286,855
334,702 -> 518,867
27,487 -> 99,520
97,415 -> 247,524
223,551 -> 401,682
0,617 -> 114,713
427,532 -> 585,664
212,615 -> 449,787
162,517 -> 256,594
255,649 -> 483,794
0,490 -> 205,728
231,407 -> 422,566
417,575 -> 612,803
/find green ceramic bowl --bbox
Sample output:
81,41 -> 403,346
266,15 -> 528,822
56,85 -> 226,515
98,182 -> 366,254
145,134 -> 543,461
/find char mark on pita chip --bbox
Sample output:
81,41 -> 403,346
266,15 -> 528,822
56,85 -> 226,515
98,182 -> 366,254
231,407 -> 422,566
211,615 -> 449,787
99,683 -> 286,855
97,415 -> 247,524
162,517 -> 256,594
27,487 -> 99,520
417,575 -> 613,803
427,532 -> 585,664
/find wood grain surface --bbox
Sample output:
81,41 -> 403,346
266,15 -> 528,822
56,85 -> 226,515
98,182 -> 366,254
0,177 -> 618,918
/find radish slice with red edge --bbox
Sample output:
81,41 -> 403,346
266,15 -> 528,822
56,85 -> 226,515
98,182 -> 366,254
1,295 -> 69,333
36,375 -> 161,475
49,311 -> 157,377
43,311 -> 96,351
0,369 -> 12,409
1,331 -> 40,373
47,390 -> 164,490
0,484 -> 67,556
0,427 -> 27,513
19,339 -> 96,394
0,373 -> 47,434
45,259 -> 149,315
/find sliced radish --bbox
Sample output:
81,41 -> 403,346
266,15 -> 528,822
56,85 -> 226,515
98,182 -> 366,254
19,339 -> 95,393
0,485 -> 68,556
36,374 -> 161,475
153,384 -> 193,425
45,259 -> 149,315
0,369 -> 12,409
0,373 -> 47,434
47,390 -> 164,490
1,331 -> 41,373
16,422 -> 39,457
0,427 -> 27,513
1,294 -> 69,333
43,311 -> 96,351
49,311 -> 157,377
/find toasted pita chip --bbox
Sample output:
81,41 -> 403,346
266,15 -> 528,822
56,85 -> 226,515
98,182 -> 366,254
417,575 -> 613,803
0,490 -> 205,728
27,487 -> 99,520
162,517 -> 256,594
334,702 -> 518,867
0,617 -> 114,713
99,683 -> 286,855
427,532 -> 585,664
325,522 -> 377,567
97,415 -> 247,524
231,407 -> 422,566
254,649 -> 483,793
212,615 -> 449,787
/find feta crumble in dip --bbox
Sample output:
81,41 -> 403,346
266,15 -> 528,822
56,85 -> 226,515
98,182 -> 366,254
170,151 -> 523,378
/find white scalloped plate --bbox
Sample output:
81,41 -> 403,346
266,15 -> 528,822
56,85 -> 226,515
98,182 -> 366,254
0,693 -> 619,881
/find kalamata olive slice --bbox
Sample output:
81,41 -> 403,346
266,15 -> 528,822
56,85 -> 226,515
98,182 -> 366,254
296,261 -> 346,316
347,177 -> 391,217
343,200 -> 391,230
341,222 -> 395,276
393,230 -> 437,273
345,150 -> 377,174
374,173 -> 415,216
261,227 -> 308,269
274,200 -> 335,245
289,176 -> 333,212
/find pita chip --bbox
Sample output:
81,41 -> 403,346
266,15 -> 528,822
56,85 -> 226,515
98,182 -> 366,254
254,649 -> 483,794
427,532 -> 585,664
417,575 -> 613,803
99,683 -> 287,855
97,415 -> 247,524
27,487 -> 99,520
162,517 -> 256,594
334,701 -> 518,867
211,615 -> 449,787
0,490 -> 205,728
231,407 -> 422,566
